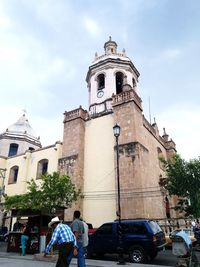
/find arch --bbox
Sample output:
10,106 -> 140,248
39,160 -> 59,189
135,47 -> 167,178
116,72 -> 124,94
8,165 -> 19,184
97,73 -> 105,90
36,159 -> 48,179
8,143 -> 19,157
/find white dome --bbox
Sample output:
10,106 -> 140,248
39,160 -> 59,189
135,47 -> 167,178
4,114 -> 40,143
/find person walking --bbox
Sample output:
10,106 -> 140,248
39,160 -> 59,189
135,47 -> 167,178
44,216 -> 77,267
21,222 -> 31,256
68,210 -> 86,267
81,219 -> 88,256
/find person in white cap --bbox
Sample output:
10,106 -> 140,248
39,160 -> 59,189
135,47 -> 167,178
44,216 -> 77,267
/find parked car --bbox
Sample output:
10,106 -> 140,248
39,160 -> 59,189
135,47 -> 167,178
63,221 -> 95,235
165,228 -> 197,247
87,223 -> 96,235
0,226 -> 8,242
87,219 -> 166,263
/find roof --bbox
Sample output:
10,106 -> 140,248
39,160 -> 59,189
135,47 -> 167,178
4,114 -> 38,138
0,114 -> 41,145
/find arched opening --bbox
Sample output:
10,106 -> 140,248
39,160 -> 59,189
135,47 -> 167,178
8,166 -> 19,184
97,74 -> 105,90
116,72 -> 124,94
8,143 -> 19,157
37,159 -> 48,179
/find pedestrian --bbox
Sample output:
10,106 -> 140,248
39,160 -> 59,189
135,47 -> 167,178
68,210 -> 86,267
44,216 -> 77,267
21,222 -> 31,256
81,219 -> 88,256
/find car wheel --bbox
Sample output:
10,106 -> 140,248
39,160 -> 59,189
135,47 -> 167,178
129,245 -> 147,263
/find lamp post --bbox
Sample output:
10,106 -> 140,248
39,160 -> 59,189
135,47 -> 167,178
113,124 -> 125,265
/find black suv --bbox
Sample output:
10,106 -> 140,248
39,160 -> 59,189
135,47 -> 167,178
87,219 -> 166,263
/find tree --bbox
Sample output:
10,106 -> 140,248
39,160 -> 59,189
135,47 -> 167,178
160,154 -> 200,218
4,172 -> 81,213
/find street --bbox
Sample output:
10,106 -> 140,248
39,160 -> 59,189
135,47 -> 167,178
0,241 -> 200,267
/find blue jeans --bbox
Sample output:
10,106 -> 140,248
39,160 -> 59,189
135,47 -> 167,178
21,235 -> 29,256
67,241 -> 86,267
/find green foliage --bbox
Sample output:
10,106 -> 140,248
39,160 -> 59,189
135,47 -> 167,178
160,154 -> 200,217
5,172 -> 81,213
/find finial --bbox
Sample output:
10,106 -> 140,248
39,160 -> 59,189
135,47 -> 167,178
163,127 -> 166,135
22,109 -> 27,116
109,36 -> 112,41
95,52 -> 98,58
154,117 -> 156,124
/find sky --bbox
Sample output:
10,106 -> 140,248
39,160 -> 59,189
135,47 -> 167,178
0,0 -> 200,160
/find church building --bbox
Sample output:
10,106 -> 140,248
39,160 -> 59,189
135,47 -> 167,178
59,37 -> 177,226
0,38 -> 176,227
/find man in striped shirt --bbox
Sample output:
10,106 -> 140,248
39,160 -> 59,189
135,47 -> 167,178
44,216 -> 77,267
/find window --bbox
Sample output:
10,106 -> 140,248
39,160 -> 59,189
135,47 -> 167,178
116,72 -> 124,94
122,223 -> 147,235
8,143 -> 19,157
157,147 -> 165,169
96,223 -> 112,235
37,159 -> 48,178
97,74 -> 105,90
28,147 -> 35,151
132,78 -> 136,88
8,166 -> 19,184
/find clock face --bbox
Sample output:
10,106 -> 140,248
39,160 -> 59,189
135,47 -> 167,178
97,90 -> 104,98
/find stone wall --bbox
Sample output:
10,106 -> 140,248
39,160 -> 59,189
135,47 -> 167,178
59,107 -> 87,221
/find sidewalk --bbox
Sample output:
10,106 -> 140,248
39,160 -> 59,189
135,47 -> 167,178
0,250 -> 170,267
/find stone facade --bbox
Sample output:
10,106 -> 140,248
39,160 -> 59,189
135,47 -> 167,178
58,106 -> 88,220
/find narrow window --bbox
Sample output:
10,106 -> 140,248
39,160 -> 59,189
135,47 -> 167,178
116,72 -> 124,94
157,147 -> 165,169
165,196 -> 171,218
8,166 -> 19,184
28,147 -> 35,151
132,78 -> 136,88
97,74 -> 105,90
8,143 -> 19,157
37,159 -> 48,179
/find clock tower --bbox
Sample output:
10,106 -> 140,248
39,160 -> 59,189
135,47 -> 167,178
86,36 -> 140,116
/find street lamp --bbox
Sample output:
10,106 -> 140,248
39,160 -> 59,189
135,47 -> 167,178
113,124 -> 125,265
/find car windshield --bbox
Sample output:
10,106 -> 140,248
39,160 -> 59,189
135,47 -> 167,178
148,221 -> 162,234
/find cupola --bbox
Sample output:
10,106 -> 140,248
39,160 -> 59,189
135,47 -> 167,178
0,113 -> 41,157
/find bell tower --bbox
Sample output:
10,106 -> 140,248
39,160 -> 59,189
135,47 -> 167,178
86,37 -> 140,117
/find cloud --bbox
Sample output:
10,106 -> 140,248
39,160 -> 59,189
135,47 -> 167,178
82,16 -> 100,37
0,14 -> 11,29
156,104 -> 200,160
162,48 -> 182,59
